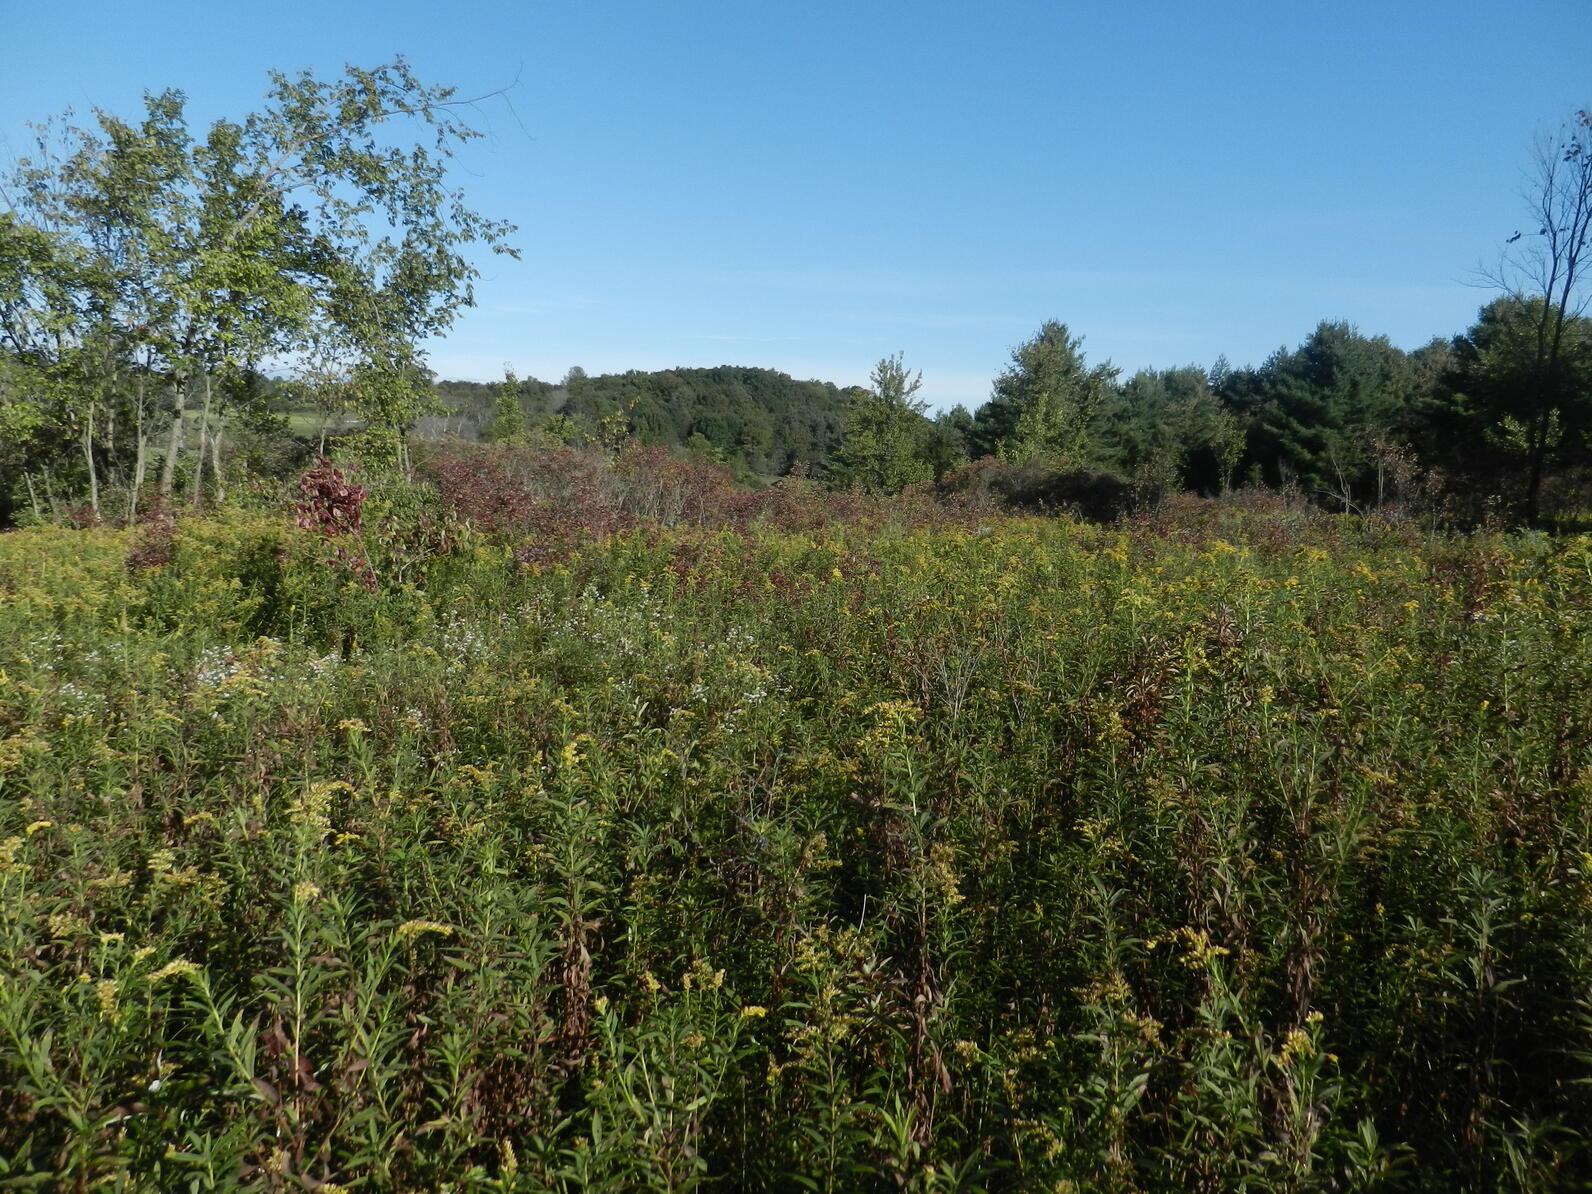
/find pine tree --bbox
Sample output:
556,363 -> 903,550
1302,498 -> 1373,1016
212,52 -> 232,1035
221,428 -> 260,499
831,353 -> 933,495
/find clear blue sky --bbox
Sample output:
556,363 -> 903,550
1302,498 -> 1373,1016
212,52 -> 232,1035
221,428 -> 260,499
2,1 -> 1586,410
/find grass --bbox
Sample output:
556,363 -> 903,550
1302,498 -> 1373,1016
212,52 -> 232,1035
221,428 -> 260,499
1,492 -> 1590,1191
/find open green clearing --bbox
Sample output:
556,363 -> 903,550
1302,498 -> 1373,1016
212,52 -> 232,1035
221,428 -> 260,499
2,495 -> 1591,1191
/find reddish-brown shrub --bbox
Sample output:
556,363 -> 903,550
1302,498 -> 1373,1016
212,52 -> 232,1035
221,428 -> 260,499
296,457 -> 375,591
296,457 -> 368,538
125,500 -> 180,572
422,440 -> 988,547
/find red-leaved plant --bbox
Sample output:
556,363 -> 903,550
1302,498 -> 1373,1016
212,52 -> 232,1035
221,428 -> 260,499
296,457 -> 377,591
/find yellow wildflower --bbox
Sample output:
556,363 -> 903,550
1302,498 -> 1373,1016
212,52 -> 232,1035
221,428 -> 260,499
96,979 -> 121,1025
149,959 -> 200,984
1279,1027 -> 1317,1064
394,919 -> 453,941
47,912 -> 88,940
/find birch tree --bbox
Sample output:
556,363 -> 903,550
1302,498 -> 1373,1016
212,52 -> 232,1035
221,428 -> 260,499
0,57 -> 517,516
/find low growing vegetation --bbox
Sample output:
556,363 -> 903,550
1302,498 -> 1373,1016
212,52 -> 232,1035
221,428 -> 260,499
2,468 -> 1590,1190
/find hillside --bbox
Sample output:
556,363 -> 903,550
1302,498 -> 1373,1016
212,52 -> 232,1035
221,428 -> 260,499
428,365 -> 854,478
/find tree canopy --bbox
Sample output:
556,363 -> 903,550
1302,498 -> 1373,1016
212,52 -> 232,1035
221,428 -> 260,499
829,353 -> 935,495
0,58 -> 515,519
968,321 -> 1118,464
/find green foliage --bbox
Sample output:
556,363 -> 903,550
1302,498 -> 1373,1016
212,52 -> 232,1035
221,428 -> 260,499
563,366 -> 849,479
485,367 -> 529,445
1096,365 -> 1246,496
831,353 -> 935,495
1440,296 -> 1592,518
0,58 -> 516,511
971,320 -> 1119,463
424,366 -> 852,481
1219,321 -> 1432,506
3,493 -> 1592,1189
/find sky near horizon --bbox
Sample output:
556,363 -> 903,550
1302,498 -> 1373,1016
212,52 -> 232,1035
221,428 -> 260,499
2,1 -> 1586,410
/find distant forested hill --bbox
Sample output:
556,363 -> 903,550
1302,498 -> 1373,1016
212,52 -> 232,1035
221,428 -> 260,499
426,366 -> 854,478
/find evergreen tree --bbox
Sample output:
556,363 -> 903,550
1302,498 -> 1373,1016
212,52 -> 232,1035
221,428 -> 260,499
485,366 -> 527,444
831,353 -> 933,495
971,321 -> 1117,463
1096,366 -> 1245,495
1441,296 -> 1592,514
1221,321 -> 1424,505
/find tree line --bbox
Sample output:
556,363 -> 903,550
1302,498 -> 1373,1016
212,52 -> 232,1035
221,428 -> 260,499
822,113 -> 1590,522
462,284 -> 1590,525
2,67 -> 1587,527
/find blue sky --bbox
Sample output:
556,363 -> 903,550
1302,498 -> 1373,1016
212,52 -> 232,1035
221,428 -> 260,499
2,1 -> 1586,410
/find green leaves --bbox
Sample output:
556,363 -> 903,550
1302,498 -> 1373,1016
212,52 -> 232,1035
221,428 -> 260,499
831,353 -> 935,495
0,57 -> 519,501
973,320 -> 1119,464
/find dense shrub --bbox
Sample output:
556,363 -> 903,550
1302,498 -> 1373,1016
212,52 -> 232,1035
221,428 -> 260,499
939,456 -> 1137,521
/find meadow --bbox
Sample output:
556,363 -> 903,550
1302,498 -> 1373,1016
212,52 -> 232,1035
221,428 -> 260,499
2,479 -> 1591,1191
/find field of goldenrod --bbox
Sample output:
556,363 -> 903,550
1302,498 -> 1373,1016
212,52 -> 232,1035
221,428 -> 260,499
2,494 -> 1591,1191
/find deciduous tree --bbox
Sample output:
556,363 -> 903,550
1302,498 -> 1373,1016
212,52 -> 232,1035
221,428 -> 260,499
1483,107 -> 1592,520
0,58 -> 517,515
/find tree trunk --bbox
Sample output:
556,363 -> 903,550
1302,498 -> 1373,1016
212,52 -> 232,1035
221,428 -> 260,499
1523,409 -> 1552,525
129,433 -> 149,521
159,376 -> 188,496
81,402 -> 100,517
127,373 -> 150,522
188,373 -> 214,507
211,410 -> 227,504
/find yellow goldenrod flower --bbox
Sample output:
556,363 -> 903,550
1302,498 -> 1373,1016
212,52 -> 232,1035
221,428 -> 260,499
96,978 -> 121,1025
149,959 -> 200,984
1279,1027 -> 1316,1064
47,912 -> 88,940
394,919 -> 453,941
